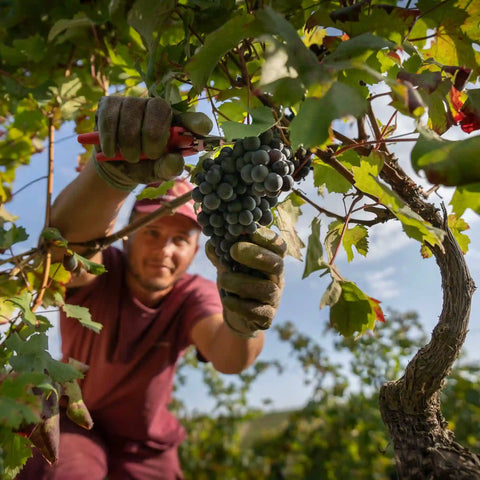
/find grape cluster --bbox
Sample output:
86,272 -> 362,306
192,130 -> 298,268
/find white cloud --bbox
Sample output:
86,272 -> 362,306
364,266 -> 400,299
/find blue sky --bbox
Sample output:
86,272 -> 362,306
5,107 -> 480,414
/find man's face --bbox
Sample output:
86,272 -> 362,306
124,213 -> 200,302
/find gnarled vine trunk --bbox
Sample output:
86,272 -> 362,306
379,166 -> 479,478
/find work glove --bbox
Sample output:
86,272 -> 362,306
206,227 -> 287,338
93,96 -> 213,191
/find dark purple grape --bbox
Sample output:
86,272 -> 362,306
264,172 -> 283,193
243,136 -> 261,151
259,209 -> 273,226
251,165 -> 269,182
203,192 -> 221,210
191,187 -> 204,203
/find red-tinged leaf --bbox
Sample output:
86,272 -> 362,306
368,297 -> 385,323
330,281 -> 376,337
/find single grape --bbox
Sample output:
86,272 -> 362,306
272,160 -> 289,175
259,209 -> 273,226
259,129 -> 274,145
203,192 -> 221,210
252,207 -> 262,222
196,211 -> 210,227
251,165 -> 269,183
235,183 -> 247,195
270,138 -> 284,150
281,175 -> 294,191
264,172 -> 283,193
202,224 -> 214,236
259,198 -> 270,212
194,171 -> 206,184
221,146 -> 234,155
243,222 -> 257,234
199,181 -> 213,195
238,210 -> 254,226
228,223 -> 244,236
268,149 -> 283,164
209,213 -> 224,228
214,226 -> 226,236
243,151 -> 255,164
205,166 -> 222,184
242,136 -> 261,151
235,156 -> 245,170
217,182 -> 234,201
241,195 -> 256,211
202,158 -> 215,170
233,141 -> 244,157
251,149 -> 270,165
191,187 -> 204,203
267,196 -> 279,208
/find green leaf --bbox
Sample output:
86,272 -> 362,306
325,221 -> 343,263
221,107 -> 276,141
448,214 -> 470,254
342,224 -> 368,262
127,0 -> 176,50
320,279 -> 342,309
352,157 -> 445,249
136,181 -> 174,200
186,14 -> 264,91
450,183 -> 480,217
290,83 -> 367,150
255,7 -> 322,86
61,304 -> 102,333
330,281 -> 376,337
411,133 -> 480,187
313,160 -> 352,194
325,32 -> 396,64
302,218 -> 325,279
7,292 -> 36,327
72,253 -> 106,276
48,12 -> 94,43
0,206 -> 18,227
41,227 -> 68,247
273,193 -> 305,260
0,428 -> 33,478
45,357 -> 82,383
0,225 -> 28,249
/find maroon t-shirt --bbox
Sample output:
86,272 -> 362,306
60,246 -> 222,450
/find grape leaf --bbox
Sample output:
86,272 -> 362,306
0,373 -> 44,429
448,214 -> 470,254
48,12 -> 94,43
411,132 -> 480,186
325,221 -> 343,263
320,279 -> 342,309
72,253 -> 106,276
290,82 -> 367,150
186,14 -> 264,91
0,428 -> 33,479
61,304 -> 102,333
40,228 -> 68,247
313,161 -> 352,194
330,281 -> 376,337
221,107 -> 276,141
450,183 -> 480,217
45,357 -> 82,384
274,193 -> 305,260
302,217 -> 325,279
343,224 -> 368,262
352,158 -> 445,249
7,292 -> 36,327
0,225 -> 28,249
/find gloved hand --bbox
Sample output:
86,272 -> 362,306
93,96 -> 213,191
206,227 -> 287,338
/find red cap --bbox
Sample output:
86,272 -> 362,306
133,178 -> 199,227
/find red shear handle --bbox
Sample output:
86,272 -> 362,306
77,127 -> 195,161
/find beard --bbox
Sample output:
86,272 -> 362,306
125,260 -> 172,293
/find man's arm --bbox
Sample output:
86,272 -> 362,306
191,314 -> 265,374
50,161 -> 130,287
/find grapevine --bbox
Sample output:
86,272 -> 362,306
192,129 -> 311,270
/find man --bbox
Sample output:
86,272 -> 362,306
19,96 -> 286,479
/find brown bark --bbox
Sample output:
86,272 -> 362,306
378,160 -> 479,478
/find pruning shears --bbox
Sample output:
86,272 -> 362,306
77,126 -> 225,161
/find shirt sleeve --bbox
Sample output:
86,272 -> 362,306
178,275 -> 223,350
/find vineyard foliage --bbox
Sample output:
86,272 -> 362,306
1,0 -> 480,476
